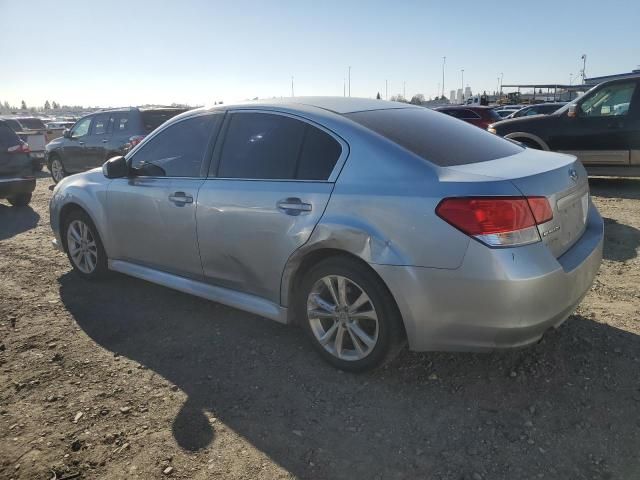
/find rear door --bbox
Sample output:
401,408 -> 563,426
197,110 -> 346,303
107,113 -> 221,278
106,111 -> 133,157
554,80 -> 639,165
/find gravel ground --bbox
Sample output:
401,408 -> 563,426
1,172 -> 639,480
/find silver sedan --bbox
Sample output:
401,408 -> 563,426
49,97 -> 603,371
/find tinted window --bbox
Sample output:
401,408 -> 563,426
130,114 -> 217,177
71,117 -> 91,138
217,113 -> 305,179
296,125 -> 342,180
0,122 -> 21,148
92,114 -> 109,135
109,112 -> 130,134
346,107 -> 523,166
141,109 -> 188,133
485,109 -> 503,121
459,109 -> 481,120
18,118 -> 46,130
4,119 -> 23,132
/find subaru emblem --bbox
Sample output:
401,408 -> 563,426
569,168 -> 578,182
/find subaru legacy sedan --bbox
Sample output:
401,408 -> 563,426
49,98 -> 603,371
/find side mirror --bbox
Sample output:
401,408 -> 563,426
63,129 -> 72,138
102,156 -> 129,179
567,104 -> 579,118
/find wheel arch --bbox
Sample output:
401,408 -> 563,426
282,247 -> 406,341
57,198 -> 109,257
504,132 -> 550,150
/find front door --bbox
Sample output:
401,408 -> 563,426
197,111 -> 346,303
84,113 -> 111,169
64,116 -> 92,172
106,113 -> 220,278
554,80 -> 638,165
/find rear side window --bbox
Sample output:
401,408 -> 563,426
141,109 -> 188,133
216,112 -> 341,180
109,112 -> 130,133
0,122 -> 21,148
4,119 -> 23,132
345,108 -> 523,167
129,114 -> 218,177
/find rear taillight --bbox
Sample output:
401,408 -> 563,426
436,196 -> 553,247
126,135 -> 146,150
7,142 -> 31,154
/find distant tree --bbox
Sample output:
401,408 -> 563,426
52,101 -> 60,109
410,93 -> 425,105
20,100 -> 27,110
44,100 -> 51,110
376,92 -> 381,100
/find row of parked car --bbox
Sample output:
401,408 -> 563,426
1,75 -> 638,210
436,76 -> 640,177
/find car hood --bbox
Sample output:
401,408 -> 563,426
490,113 -> 558,130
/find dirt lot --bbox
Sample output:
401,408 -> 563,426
1,173 -> 639,480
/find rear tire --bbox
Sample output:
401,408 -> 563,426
297,256 -> 406,372
49,156 -> 66,183
63,209 -> 108,280
514,138 -> 542,149
7,193 -> 32,207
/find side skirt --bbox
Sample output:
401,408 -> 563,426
108,260 -> 288,324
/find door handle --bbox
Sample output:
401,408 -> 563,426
168,191 -> 193,205
277,197 -> 312,215
78,141 -> 85,146
102,139 -> 108,143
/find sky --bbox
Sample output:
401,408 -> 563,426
1,0 -> 639,108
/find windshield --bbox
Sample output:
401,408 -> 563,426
345,107 -> 523,167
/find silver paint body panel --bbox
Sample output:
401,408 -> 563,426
50,98 -> 604,352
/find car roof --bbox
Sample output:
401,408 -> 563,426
436,105 -> 494,110
203,97 -> 418,115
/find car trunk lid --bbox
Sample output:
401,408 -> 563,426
442,149 -> 590,257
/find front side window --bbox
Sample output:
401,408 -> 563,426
216,112 -> 342,180
129,114 -> 217,177
580,82 -> 636,117
71,117 -> 91,138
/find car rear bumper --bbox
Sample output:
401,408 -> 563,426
0,177 -> 36,198
373,203 -> 604,352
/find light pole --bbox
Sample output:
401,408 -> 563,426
348,66 -> 351,97
569,73 -> 573,85
403,81 -> 406,100
441,56 -> 446,98
291,76 -> 294,97
385,79 -> 388,100
461,68 -> 464,103
499,72 -> 504,96
581,54 -> 587,84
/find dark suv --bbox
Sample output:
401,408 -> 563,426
489,77 -> 640,176
45,107 -> 188,183
0,120 -> 35,207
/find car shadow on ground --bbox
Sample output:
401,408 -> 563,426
589,177 -> 640,200
58,272 -> 640,479
602,216 -> 640,262
0,203 -> 40,241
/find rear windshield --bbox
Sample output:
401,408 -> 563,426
486,109 -> 503,122
0,122 -> 21,148
141,109 -> 189,133
345,108 -> 523,167
18,118 -> 46,130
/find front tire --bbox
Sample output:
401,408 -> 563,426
63,210 -> 108,279
7,193 -> 32,207
297,256 -> 405,372
49,156 -> 66,183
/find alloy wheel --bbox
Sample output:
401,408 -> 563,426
307,275 -> 379,361
51,158 -> 65,182
66,220 -> 98,274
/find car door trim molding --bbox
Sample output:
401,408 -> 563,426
109,259 -> 288,324
557,150 -> 630,165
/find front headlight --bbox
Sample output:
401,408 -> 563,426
487,126 -> 497,134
